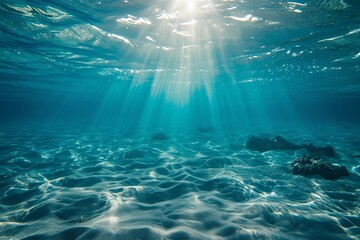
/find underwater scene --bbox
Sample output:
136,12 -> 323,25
1,0 -> 360,239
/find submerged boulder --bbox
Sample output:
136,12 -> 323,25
323,146 -> 336,157
291,155 -> 349,180
299,143 -> 335,158
151,133 -> 169,141
245,135 -> 336,157
246,135 -> 297,152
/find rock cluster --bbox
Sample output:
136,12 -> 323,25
298,143 -> 335,158
245,135 -> 349,180
246,135 -> 335,157
291,155 -> 349,180
246,136 -> 297,152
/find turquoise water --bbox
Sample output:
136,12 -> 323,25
1,0 -> 360,239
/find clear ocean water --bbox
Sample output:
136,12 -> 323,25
1,0 -> 360,239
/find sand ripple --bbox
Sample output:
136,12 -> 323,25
0,129 -> 359,239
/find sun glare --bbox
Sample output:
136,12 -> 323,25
187,1 -> 195,13
121,0 -> 225,129
142,0 -> 221,105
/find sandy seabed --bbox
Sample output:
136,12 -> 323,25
0,127 -> 359,240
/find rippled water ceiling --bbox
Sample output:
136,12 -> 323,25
1,0 -> 360,127
1,0 -> 359,95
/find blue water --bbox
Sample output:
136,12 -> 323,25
1,0 -> 360,239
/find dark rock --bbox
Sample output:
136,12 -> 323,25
351,154 -> 360,158
299,143 -> 336,157
198,126 -> 214,133
323,146 -> 336,157
246,135 -> 297,152
294,148 -> 311,157
151,133 -> 169,141
246,135 -> 336,157
123,149 -> 146,159
291,155 -> 349,180
298,143 -> 317,153
273,136 -> 298,149
246,136 -> 271,152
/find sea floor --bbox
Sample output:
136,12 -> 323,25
0,126 -> 359,240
